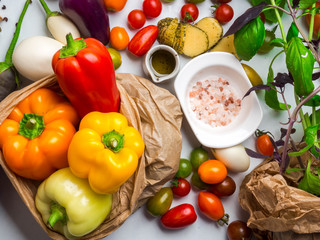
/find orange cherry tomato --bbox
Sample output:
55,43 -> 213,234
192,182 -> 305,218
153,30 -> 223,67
198,192 -> 228,225
104,0 -> 127,12
110,27 -> 130,50
256,134 -> 274,156
198,160 -> 227,184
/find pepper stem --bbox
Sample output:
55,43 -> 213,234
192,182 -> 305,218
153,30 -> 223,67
59,33 -> 87,59
2,0 -> 30,69
102,130 -> 125,152
18,113 -> 45,140
47,202 -> 68,228
38,0 -> 60,21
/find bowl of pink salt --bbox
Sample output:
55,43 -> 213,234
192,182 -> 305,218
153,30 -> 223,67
174,52 -> 263,148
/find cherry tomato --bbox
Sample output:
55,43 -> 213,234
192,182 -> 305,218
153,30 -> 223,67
128,9 -> 146,29
142,0 -> 162,19
191,172 -> 209,190
110,27 -> 130,50
107,47 -> 122,70
190,146 -> 209,170
215,3 -> 234,24
187,0 -> 205,3
198,160 -> 227,184
218,0 -> 232,2
175,158 -> 193,178
197,192 -> 228,224
255,130 -> 274,156
171,178 -> 191,197
104,0 -> 127,11
227,220 -> 252,240
160,203 -> 197,229
306,2 -> 320,37
146,187 -> 173,217
180,3 -> 199,22
209,176 -> 236,197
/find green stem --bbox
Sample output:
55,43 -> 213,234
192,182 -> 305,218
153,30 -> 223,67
18,113 -> 45,140
59,33 -> 87,59
270,0 -> 287,43
38,0 -> 59,20
308,3 -> 316,40
294,94 -> 307,130
102,130 -> 125,153
47,202 -> 68,228
4,0 -> 31,66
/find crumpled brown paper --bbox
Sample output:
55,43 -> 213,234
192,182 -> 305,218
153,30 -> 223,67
239,149 -> 320,239
0,73 -> 183,240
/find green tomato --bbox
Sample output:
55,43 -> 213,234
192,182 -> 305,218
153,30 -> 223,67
191,172 -> 209,190
146,187 -> 173,217
162,0 -> 175,2
190,147 -> 209,170
241,63 -> 263,86
258,29 -> 275,54
186,0 -> 205,3
175,158 -> 193,178
107,47 -> 122,70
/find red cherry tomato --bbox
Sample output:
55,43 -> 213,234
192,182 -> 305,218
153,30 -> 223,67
142,0 -> 162,19
128,9 -> 146,29
160,203 -> 197,229
171,178 -> 191,197
180,3 -> 199,22
255,130 -> 274,156
128,25 -> 159,57
209,176 -> 236,197
197,192 -> 228,225
215,3 -> 234,24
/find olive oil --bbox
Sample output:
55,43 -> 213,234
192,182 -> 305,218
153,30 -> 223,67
150,50 -> 176,75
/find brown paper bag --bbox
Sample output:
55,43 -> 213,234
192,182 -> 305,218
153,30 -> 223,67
239,150 -> 320,237
0,73 -> 183,240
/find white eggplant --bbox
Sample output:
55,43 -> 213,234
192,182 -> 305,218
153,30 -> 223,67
211,144 -> 250,172
12,36 -> 63,81
39,0 -> 80,45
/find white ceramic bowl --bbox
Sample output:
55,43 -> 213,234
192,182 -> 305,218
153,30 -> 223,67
174,52 -> 263,148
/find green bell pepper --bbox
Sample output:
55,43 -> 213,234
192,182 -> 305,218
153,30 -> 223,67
35,168 -> 113,239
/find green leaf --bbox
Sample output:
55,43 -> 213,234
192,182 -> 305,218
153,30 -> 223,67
298,158 -> 320,196
305,125 -> 319,145
299,0 -> 317,9
264,64 -> 288,110
270,38 -> 286,47
285,37 -> 315,96
304,95 -> 320,107
286,23 -> 299,43
286,167 -> 305,173
288,144 -> 312,156
234,17 -> 265,61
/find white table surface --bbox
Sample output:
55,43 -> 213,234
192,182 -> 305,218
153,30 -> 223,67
0,0 -> 298,239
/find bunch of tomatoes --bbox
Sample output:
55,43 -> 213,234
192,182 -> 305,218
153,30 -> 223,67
146,147 -> 252,240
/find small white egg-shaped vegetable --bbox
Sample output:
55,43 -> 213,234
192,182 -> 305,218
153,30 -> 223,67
47,14 -> 80,45
211,144 -> 250,172
12,36 -> 63,81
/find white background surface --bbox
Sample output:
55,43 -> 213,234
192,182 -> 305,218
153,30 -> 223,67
0,0 -> 300,239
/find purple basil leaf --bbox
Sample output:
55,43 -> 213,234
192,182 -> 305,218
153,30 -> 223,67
312,72 -> 320,80
276,139 -> 284,146
292,0 -> 299,8
243,84 -> 271,99
224,2 -> 268,37
245,147 -> 271,159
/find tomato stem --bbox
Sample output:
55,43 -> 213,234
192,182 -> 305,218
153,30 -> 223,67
217,213 -> 229,226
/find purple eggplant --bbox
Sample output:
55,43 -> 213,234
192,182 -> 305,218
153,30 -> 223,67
59,0 -> 110,45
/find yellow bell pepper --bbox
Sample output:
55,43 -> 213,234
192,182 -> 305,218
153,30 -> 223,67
35,168 -> 112,239
68,111 -> 145,194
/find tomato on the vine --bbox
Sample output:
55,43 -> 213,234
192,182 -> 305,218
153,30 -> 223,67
128,9 -> 146,29
197,192 -> 229,225
171,178 -> 191,197
255,130 -> 274,156
227,220 -> 252,240
143,0 -> 162,19
110,27 -> 130,50
215,3 -> 234,24
180,3 -> 199,22
198,159 -> 227,184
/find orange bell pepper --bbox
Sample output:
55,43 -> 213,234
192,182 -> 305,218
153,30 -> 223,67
0,88 -> 80,180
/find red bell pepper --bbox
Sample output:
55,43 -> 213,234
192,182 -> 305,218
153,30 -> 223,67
52,34 -> 120,117
128,25 -> 159,57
